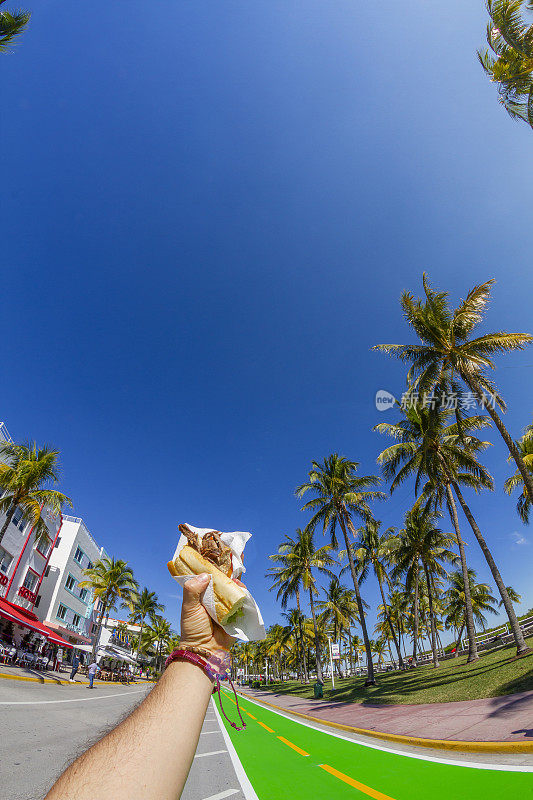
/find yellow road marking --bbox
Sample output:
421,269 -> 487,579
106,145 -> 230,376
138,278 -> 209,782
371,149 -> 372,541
257,720 -> 275,732
277,736 -> 309,756
320,764 -> 396,800
246,712 -> 257,719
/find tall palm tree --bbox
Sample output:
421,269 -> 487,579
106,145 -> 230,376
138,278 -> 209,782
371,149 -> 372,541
444,569 -> 499,654
374,276 -> 533,504
478,0 -> 533,130
504,418 -> 533,522
499,585 -> 521,607
0,0 -> 30,52
268,528 -> 335,682
316,579 -> 356,678
129,588 -> 164,665
0,441 -> 72,547
144,615 -> 172,672
392,506 -> 456,667
80,557 -> 139,660
375,400 -> 529,657
351,520 -> 404,668
296,454 -> 386,685
267,532 -> 310,681
281,609 -> 304,679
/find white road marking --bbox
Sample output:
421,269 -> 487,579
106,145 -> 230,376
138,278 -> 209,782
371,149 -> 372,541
202,791 -> 240,800
200,730 -> 220,735
232,692 -> 533,773
0,689 -> 146,706
194,750 -> 227,759
212,700 -> 259,800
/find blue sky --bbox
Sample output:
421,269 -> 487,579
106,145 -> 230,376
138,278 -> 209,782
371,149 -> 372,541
2,1 -> 533,640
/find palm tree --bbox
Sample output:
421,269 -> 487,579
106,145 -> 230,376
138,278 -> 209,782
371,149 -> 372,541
0,441 -> 73,547
504,419 -> 533,522
144,615 -> 172,672
129,588 -> 164,665
0,0 -> 30,52
296,455 -> 386,686
392,506 -> 456,667
351,520 -> 404,668
267,533 -> 310,681
375,400 -> 529,657
268,528 -> 335,682
80,557 -> 139,660
374,276 -> 533,504
445,569 -> 499,654
316,579 -> 356,678
499,585 -> 521,607
478,0 -> 533,130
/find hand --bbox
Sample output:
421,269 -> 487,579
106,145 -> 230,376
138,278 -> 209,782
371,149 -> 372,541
180,573 -> 234,655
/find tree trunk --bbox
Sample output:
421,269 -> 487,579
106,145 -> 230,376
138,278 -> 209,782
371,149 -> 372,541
135,618 -> 145,665
295,591 -> 308,682
377,574 -> 404,668
455,623 -> 465,657
340,514 -> 376,685
91,592 -> 110,662
347,626 -> 353,676
0,504 -> 16,548
411,565 -> 419,665
423,564 -> 440,667
452,481 -> 531,656
466,374 -> 533,505
445,483 -> 479,662
308,587 -> 323,682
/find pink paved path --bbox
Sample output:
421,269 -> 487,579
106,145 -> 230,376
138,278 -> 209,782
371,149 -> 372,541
242,686 -> 533,742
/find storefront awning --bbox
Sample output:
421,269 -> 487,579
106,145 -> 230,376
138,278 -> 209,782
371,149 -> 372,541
0,599 -> 74,648
0,598 -> 53,639
44,621 -> 91,645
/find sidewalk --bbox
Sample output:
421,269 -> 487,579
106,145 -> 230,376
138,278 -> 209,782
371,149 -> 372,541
241,685 -> 533,743
0,663 -> 150,686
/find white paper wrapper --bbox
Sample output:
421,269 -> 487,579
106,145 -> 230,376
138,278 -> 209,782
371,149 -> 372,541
170,524 -> 266,642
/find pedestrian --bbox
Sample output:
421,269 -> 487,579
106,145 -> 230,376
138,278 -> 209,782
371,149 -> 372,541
69,652 -> 80,683
87,659 -> 99,689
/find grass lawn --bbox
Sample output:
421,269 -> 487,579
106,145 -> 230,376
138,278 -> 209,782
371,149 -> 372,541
267,635 -> 533,705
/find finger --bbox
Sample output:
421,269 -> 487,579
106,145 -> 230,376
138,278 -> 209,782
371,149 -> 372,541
182,573 -> 210,614
232,578 -> 245,587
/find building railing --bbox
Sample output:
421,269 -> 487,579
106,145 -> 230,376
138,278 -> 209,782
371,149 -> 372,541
61,515 -> 105,557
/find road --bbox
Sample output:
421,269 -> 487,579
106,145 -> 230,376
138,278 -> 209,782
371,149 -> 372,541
0,680 -> 251,800
2,677 -> 532,800
218,689 -> 533,800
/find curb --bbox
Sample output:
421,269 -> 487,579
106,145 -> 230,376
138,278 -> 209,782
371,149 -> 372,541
238,691 -> 533,754
0,671 -> 152,687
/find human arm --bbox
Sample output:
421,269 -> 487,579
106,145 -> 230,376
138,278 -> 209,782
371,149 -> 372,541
45,572 -> 233,800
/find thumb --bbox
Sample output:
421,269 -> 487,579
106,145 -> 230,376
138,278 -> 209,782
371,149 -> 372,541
182,573 -> 210,613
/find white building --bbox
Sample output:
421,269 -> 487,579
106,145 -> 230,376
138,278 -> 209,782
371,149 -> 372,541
37,515 -> 107,647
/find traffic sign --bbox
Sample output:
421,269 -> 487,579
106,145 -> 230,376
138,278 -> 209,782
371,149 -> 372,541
331,642 -> 340,660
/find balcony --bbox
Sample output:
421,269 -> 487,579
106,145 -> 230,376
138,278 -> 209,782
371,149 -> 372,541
18,586 -> 37,603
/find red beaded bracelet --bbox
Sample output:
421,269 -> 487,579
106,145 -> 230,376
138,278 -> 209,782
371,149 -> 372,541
164,647 -> 246,732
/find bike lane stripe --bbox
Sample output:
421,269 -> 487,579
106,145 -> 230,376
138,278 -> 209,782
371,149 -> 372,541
320,764 -> 395,800
277,736 -> 309,756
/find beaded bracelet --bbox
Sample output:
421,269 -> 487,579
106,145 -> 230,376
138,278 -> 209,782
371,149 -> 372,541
165,648 -> 246,732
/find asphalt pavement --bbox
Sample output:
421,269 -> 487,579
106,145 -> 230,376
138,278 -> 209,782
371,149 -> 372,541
0,678 -> 253,800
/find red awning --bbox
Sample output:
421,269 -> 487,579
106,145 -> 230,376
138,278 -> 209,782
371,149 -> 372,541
0,599 -> 74,648
0,598 -> 53,639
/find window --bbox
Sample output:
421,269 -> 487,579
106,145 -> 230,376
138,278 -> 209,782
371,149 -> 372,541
79,587 -> 88,602
87,561 -> 93,570
36,536 -> 52,558
74,546 -> 83,563
44,565 -> 50,578
65,575 -> 76,591
0,546 -> 13,575
34,595 -> 41,608
12,507 -> 26,532
57,604 -> 67,620
22,570 -> 38,591
72,614 -> 81,628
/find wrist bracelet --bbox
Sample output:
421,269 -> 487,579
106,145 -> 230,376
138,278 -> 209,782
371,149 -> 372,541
165,648 -> 246,732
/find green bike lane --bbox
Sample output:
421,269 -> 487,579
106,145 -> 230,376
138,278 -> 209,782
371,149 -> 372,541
217,690 -> 533,800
